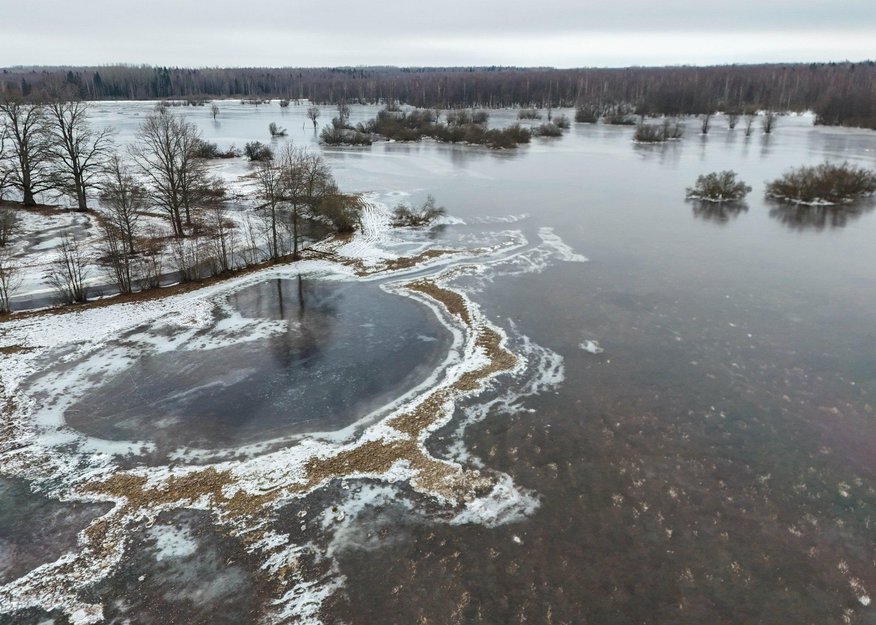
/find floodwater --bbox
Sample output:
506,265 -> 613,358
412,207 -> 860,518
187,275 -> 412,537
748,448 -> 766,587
2,103 -> 876,624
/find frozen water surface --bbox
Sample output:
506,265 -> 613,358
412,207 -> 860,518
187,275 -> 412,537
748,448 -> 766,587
61,277 -> 452,452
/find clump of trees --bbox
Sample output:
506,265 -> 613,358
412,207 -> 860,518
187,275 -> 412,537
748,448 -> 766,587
254,145 -> 361,259
686,171 -> 752,202
359,107 -> 531,149
392,195 -> 446,227
765,162 -> 876,205
319,124 -> 373,146
634,119 -> 684,143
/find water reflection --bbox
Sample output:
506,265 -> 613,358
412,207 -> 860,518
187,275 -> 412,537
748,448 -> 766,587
768,200 -> 875,231
690,200 -> 749,223
61,278 -> 452,451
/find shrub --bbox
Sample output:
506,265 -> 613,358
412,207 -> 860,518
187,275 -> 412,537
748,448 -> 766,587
193,139 -> 238,159
553,114 -> 571,129
575,104 -> 601,123
517,108 -> 541,120
244,141 -> 274,161
268,122 -> 287,137
603,104 -> 637,125
0,209 -> 19,247
686,171 -> 752,202
634,119 -> 684,143
392,195 -> 446,227
534,122 -> 563,137
766,162 -> 876,205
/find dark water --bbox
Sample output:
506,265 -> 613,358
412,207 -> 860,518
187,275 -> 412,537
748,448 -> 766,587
318,120 -> 876,624
64,277 -> 452,450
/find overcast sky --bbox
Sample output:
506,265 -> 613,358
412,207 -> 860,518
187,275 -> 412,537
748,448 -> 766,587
2,0 -> 873,67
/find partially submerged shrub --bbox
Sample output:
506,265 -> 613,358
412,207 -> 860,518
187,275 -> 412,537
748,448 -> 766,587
392,195 -> 446,227
517,108 -> 542,120
686,171 -> 752,202
244,141 -> 274,161
553,114 -> 571,129
634,119 -> 684,143
268,122 -> 287,137
534,122 -> 563,137
766,162 -> 876,205
575,103 -> 601,123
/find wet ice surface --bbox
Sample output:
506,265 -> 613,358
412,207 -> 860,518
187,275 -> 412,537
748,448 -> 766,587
60,277 -> 451,453
2,104 -> 876,624
0,478 -> 110,586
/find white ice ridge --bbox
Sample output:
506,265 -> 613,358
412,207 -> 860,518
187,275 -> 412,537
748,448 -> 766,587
537,227 -> 588,262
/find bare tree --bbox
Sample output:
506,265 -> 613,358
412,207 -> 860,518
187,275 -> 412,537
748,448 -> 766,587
744,111 -> 757,137
0,248 -> 21,314
306,105 -> 320,129
285,148 -> 332,259
0,98 -> 55,206
99,155 -> 146,254
0,127 -> 11,199
99,219 -> 136,294
211,103 -> 220,121
48,99 -> 114,210
254,156 -> 285,259
47,234 -> 89,303
700,112 -> 713,135
206,204 -> 237,273
130,111 -> 210,237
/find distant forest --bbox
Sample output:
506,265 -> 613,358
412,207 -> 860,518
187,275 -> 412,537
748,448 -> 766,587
2,63 -> 874,129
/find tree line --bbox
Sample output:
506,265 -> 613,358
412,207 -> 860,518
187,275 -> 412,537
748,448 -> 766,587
2,62 -> 875,128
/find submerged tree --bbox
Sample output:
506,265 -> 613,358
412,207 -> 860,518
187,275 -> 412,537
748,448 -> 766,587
306,105 -> 320,129
48,99 -> 114,211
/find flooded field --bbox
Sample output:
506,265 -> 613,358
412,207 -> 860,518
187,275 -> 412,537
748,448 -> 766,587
1,102 -> 875,624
